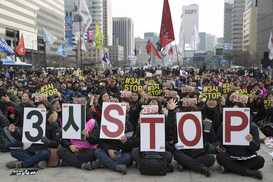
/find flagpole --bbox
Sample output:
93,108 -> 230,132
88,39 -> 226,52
79,0 -> 82,68
174,41 -> 180,67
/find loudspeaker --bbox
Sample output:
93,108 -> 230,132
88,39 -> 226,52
264,52 -> 269,59
261,58 -> 272,68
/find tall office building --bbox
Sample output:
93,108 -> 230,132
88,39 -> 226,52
232,0 -> 245,52
65,0 -> 103,59
103,0 -> 112,46
0,0 -> 65,67
182,4 -> 199,58
257,0 -> 273,59
144,32 -> 159,66
207,34 -> 218,51
242,0 -> 257,54
113,17 -> 134,65
224,0 -> 233,46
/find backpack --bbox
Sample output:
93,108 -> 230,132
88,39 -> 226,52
139,151 -> 167,175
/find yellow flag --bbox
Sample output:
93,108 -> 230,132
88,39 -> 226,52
95,21 -> 104,49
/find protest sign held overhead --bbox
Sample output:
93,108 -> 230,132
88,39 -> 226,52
203,86 -> 222,99
223,83 -> 234,94
148,84 -> 163,96
120,90 -> 132,98
142,105 -> 159,114
181,98 -> 197,107
124,77 -> 145,92
34,94 -> 47,103
40,84 -> 58,97
73,97 -> 87,105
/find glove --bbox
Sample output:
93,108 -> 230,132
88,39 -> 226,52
41,136 -> 51,146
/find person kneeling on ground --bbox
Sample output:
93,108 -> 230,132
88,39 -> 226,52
6,101 -> 61,169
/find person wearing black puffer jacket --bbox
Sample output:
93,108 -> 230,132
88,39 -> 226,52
6,101 -> 61,169
216,103 -> 265,180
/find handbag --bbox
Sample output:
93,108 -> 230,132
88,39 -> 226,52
46,145 -> 61,167
139,151 -> 167,175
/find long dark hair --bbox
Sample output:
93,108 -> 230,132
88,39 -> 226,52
98,91 -> 109,107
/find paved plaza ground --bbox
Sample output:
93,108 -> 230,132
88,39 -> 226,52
0,144 -> 272,182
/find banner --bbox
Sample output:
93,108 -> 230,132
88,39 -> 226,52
0,36 -> 15,55
88,29 -> 93,41
128,55 -> 137,61
203,86 -> 222,99
40,84 -> 58,97
62,104 -> 86,140
140,115 -> 165,152
22,108 -> 46,144
124,77 -> 145,91
148,84 -> 163,96
181,98 -> 197,107
176,112 -> 203,149
100,103 -> 126,140
223,108 -> 250,146
65,17 -> 73,51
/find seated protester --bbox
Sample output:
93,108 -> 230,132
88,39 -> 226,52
130,98 -> 173,171
57,110 -> 99,170
201,98 -> 222,135
6,101 -> 61,169
260,93 -> 273,136
93,97 -> 134,174
87,98 -> 101,127
95,91 -> 110,126
50,97 -> 63,128
216,102 -> 265,180
1,107 -> 23,152
129,91 -> 143,133
167,103 -> 215,177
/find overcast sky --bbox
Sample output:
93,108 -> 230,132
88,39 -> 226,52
112,0 -> 224,40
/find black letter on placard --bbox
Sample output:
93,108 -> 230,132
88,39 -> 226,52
63,106 -> 79,132
25,111 -> 43,142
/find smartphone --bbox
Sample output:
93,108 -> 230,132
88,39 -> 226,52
216,146 -> 226,153
114,151 -> 121,158
204,119 -> 212,133
255,89 -> 262,96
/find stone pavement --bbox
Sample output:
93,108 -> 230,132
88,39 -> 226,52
0,144 -> 273,182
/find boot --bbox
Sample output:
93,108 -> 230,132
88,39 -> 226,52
201,165 -> 211,177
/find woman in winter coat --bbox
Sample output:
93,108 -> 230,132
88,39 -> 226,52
216,102 -> 265,180
57,110 -> 99,170
6,101 -> 61,169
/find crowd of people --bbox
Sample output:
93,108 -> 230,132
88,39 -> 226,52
0,65 -> 273,180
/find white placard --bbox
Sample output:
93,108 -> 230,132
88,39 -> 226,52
140,115 -> 165,152
156,70 -> 162,75
146,72 -> 152,77
176,112 -> 203,149
62,104 -> 86,140
22,108 -> 46,144
223,108 -> 250,146
100,102 -> 126,140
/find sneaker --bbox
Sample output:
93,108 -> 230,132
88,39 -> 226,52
91,160 -> 104,169
37,160 -> 47,169
245,169 -> 263,180
59,159 -> 69,167
81,161 -> 92,170
178,164 -> 184,172
115,164 -> 127,174
201,166 -> 211,177
6,161 -> 23,168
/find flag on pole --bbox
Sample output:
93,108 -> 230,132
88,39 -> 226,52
43,28 -> 57,46
159,0 -> 175,48
138,45 -> 141,55
160,47 -> 167,58
190,24 -> 199,50
178,15 -> 184,57
268,31 -> 273,60
57,44 -> 67,57
81,42 -> 87,52
10,41 -> 15,61
16,33 -> 25,55
134,45 -> 137,56
0,36 -> 14,55
95,20 -> 104,49
147,43 -> 163,59
72,0 -> 92,39
102,52 -> 110,64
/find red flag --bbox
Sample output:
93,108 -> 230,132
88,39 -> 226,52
16,33 -> 25,55
168,47 -> 173,55
147,43 -> 162,59
159,0 -> 175,48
